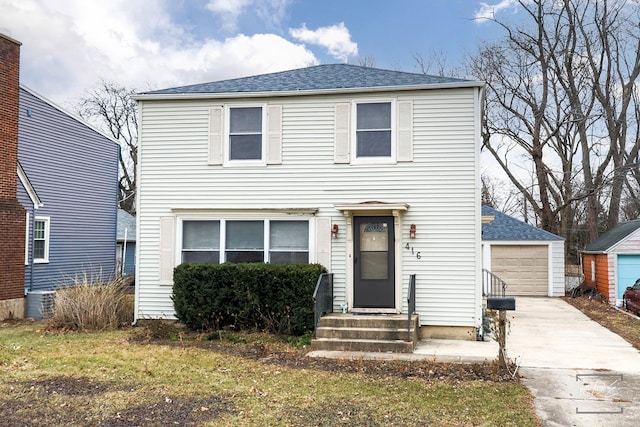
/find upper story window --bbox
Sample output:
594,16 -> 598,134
227,106 -> 265,163
34,217 -> 50,263
356,102 -> 392,158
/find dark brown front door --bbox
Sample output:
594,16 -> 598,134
353,216 -> 395,308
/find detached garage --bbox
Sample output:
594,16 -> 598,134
482,206 -> 565,296
582,219 -> 640,304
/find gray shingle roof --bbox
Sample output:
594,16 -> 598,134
117,209 -> 136,241
482,205 -> 563,241
583,220 -> 640,252
143,63 -> 474,95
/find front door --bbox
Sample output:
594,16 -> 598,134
353,216 -> 395,308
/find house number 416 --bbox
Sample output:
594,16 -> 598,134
405,243 -> 421,259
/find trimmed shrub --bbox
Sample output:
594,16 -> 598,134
172,263 -> 326,335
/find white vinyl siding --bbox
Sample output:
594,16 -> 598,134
550,240 -> 565,296
137,88 -> 481,327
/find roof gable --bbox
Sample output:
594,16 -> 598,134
584,220 -> 640,252
482,205 -> 563,241
141,63 -> 478,97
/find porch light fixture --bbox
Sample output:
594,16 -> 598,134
332,223 -> 339,238
409,224 -> 416,239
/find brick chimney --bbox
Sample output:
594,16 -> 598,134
0,33 -> 26,319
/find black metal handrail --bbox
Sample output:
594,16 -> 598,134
482,269 -> 507,297
312,273 -> 334,335
407,274 -> 416,342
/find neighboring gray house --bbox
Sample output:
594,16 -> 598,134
134,64 -> 485,340
17,85 -> 119,311
482,205 -> 565,296
117,209 -> 136,278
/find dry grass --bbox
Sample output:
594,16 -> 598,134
564,296 -> 640,350
47,274 -> 134,331
0,324 -> 540,426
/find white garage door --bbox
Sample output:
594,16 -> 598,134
491,245 -> 548,296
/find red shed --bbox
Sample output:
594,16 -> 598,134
581,220 -> 640,304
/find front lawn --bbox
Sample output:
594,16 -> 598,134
0,322 -> 539,426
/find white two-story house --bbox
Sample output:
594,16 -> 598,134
134,64 -> 484,340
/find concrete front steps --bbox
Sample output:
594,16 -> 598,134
312,313 -> 419,353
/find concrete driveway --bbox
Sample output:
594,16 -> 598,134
508,297 -> 640,426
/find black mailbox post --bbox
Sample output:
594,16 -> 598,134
486,297 -> 516,368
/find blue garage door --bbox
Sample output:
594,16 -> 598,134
617,255 -> 640,300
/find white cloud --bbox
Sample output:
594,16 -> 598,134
289,22 -> 358,62
0,0 -> 317,105
206,0 -> 253,32
474,0 -> 520,21
206,0 -> 291,33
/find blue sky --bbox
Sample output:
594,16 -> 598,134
0,0 -> 516,106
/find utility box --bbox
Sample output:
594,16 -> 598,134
487,297 -> 516,311
25,290 -> 56,320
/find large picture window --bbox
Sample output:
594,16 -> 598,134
228,106 -> 263,161
180,219 -> 309,265
356,102 -> 392,158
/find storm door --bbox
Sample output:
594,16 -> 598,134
353,216 -> 395,308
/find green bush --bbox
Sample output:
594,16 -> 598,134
172,263 -> 326,335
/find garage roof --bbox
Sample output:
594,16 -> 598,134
482,205 -> 564,241
583,219 -> 640,252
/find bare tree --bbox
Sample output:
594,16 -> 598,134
353,55 -> 377,67
470,0 -> 640,255
78,81 -> 138,214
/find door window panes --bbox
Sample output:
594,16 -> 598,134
359,221 -> 389,279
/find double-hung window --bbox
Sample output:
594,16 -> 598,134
182,220 -> 220,263
226,220 -> 264,262
180,219 -> 309,264
33,217 -> 50,263
269,220 -> 309,264
228,106 -> 264,162
355,101 -> 393,159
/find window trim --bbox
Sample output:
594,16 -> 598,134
177,217 -> 313,265
224,104 -> 267,166
351,99 -> 396,165
33,216 -> 50,264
